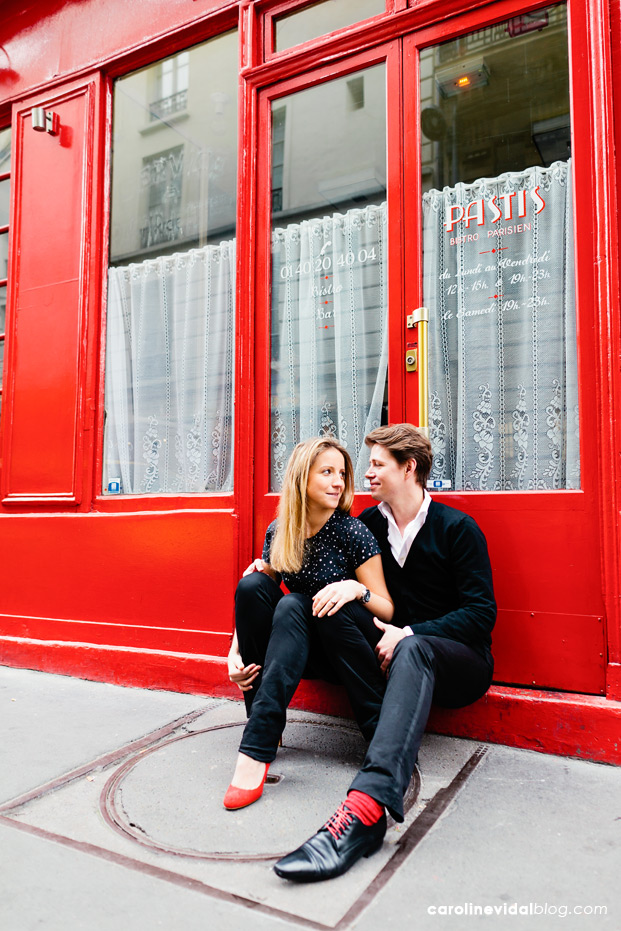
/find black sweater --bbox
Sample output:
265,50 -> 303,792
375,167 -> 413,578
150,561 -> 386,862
358,501 -> 496,658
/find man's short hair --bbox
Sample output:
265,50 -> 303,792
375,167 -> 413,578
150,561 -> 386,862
365,423 -> 433,488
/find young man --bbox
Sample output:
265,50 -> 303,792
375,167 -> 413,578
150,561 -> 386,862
274,423 -> 496,882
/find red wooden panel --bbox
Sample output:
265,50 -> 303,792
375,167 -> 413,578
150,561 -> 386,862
491,609 -> 605,695
0,616 -> 229,657
2,80 -> 100,503
7,282 -> 83,497
0,511 -> 238,636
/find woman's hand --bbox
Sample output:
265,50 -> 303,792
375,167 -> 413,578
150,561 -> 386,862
227,645 -> 261,692
312,580 -> 364,617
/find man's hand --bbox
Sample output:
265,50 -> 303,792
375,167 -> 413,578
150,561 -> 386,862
374,618 -> 408,674
242,558 -> 269,577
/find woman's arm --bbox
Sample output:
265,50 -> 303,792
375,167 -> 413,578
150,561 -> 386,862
355,554 -> 394,621
312,555 -> 394,622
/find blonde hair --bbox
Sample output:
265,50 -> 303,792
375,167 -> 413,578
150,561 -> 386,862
269,437 -> 354,574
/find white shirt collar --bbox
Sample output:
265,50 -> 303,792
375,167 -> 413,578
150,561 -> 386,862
378,491 -> 432,567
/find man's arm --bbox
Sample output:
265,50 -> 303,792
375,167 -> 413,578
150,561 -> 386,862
409,515 -> 496,646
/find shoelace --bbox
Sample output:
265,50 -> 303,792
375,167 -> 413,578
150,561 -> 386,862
324,803 -> 354,840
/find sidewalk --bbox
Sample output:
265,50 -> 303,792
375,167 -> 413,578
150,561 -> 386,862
0,665 -> 618,931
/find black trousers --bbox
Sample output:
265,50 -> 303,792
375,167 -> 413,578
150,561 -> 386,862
234,572 -> 386,759
235,573 -> 493,822
349,633 -> 494,822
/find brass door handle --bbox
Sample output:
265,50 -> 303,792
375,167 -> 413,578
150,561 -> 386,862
406,307 -> 429,430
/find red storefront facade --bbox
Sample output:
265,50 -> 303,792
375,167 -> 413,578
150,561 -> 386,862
0,0 -> 620,763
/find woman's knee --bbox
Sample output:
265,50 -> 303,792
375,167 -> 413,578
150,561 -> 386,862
235,573 -> 282,644
235,571 -> 278,608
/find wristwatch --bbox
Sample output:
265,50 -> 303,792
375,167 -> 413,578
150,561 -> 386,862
360,587 -> 371,604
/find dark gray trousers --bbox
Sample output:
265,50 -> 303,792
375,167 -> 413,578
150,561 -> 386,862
349,633 -> 493,821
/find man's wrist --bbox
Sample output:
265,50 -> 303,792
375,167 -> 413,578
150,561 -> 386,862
402,626 -> 414,637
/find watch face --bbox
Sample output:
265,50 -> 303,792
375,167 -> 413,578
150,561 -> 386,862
362,588 -> 371,603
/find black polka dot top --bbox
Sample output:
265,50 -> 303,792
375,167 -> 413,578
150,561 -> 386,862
262,509 -> 381,597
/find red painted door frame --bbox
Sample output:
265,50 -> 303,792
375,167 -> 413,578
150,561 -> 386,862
243,0 -> 614,697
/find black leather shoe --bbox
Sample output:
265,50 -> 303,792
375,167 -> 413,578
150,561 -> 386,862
273,803 -> 386,882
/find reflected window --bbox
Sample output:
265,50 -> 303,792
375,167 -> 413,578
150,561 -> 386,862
104,33 -> 237,496
269,64 -> 388,491
421,4 -> 579,491
274,0 -> 385,53
140,146 -> 184,249
150,51 -> 189,121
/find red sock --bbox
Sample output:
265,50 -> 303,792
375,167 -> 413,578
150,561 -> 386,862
345,790 -> 384,825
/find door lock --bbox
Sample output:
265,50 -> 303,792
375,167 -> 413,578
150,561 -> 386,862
405,349 -> 418,372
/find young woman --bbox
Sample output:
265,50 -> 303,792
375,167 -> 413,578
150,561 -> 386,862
224,436 -> 393,810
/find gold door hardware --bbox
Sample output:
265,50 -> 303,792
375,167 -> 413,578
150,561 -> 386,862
405,348 -> 418,372
405,307 -> 429,430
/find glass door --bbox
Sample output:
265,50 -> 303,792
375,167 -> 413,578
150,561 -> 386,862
403,3 -> 605,694
250,6 -> 605,695
253,43 -> 403,545
419,5 -> 577,492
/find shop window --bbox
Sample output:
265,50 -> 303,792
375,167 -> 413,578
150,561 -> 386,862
269,63 -> 387,490
0,126 -> 11,428
421,3 -> 578,490
104,32 -> 237,496
273,0 -> 385,53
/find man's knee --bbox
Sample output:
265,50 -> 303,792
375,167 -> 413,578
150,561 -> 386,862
392,633 -> 436,674
273,592 -> 311,629
313,601 -> 378,647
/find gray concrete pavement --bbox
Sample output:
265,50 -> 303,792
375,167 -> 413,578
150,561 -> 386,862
1,666 -> 619,931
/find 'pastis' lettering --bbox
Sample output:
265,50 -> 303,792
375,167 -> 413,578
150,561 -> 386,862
445,186 -> 546,233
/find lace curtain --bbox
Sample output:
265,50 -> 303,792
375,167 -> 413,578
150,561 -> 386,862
423,160 -> 579,491
104,241 -> 235,494
270,203 -> 388,490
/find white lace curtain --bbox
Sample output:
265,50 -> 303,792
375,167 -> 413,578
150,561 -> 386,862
104,241 -> 235,494
423,160 -> 579,490
270,203 -> 388,490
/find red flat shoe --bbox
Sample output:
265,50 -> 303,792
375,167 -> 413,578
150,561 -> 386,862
223,764 -> 269,810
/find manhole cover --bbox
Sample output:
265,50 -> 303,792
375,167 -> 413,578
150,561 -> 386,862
101,719 -> 420,860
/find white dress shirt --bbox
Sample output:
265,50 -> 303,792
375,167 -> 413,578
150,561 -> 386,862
378,491 -> 432,567
378,491 -> 432,637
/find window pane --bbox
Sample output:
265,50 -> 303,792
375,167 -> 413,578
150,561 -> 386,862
0,127 -> 10,174
275,0 -> 385,53
421,4 -> 579,491
270,64 -> 388,491
0,180 -> 9,228
104,32 -> 237,495
0,232 -> 8,284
